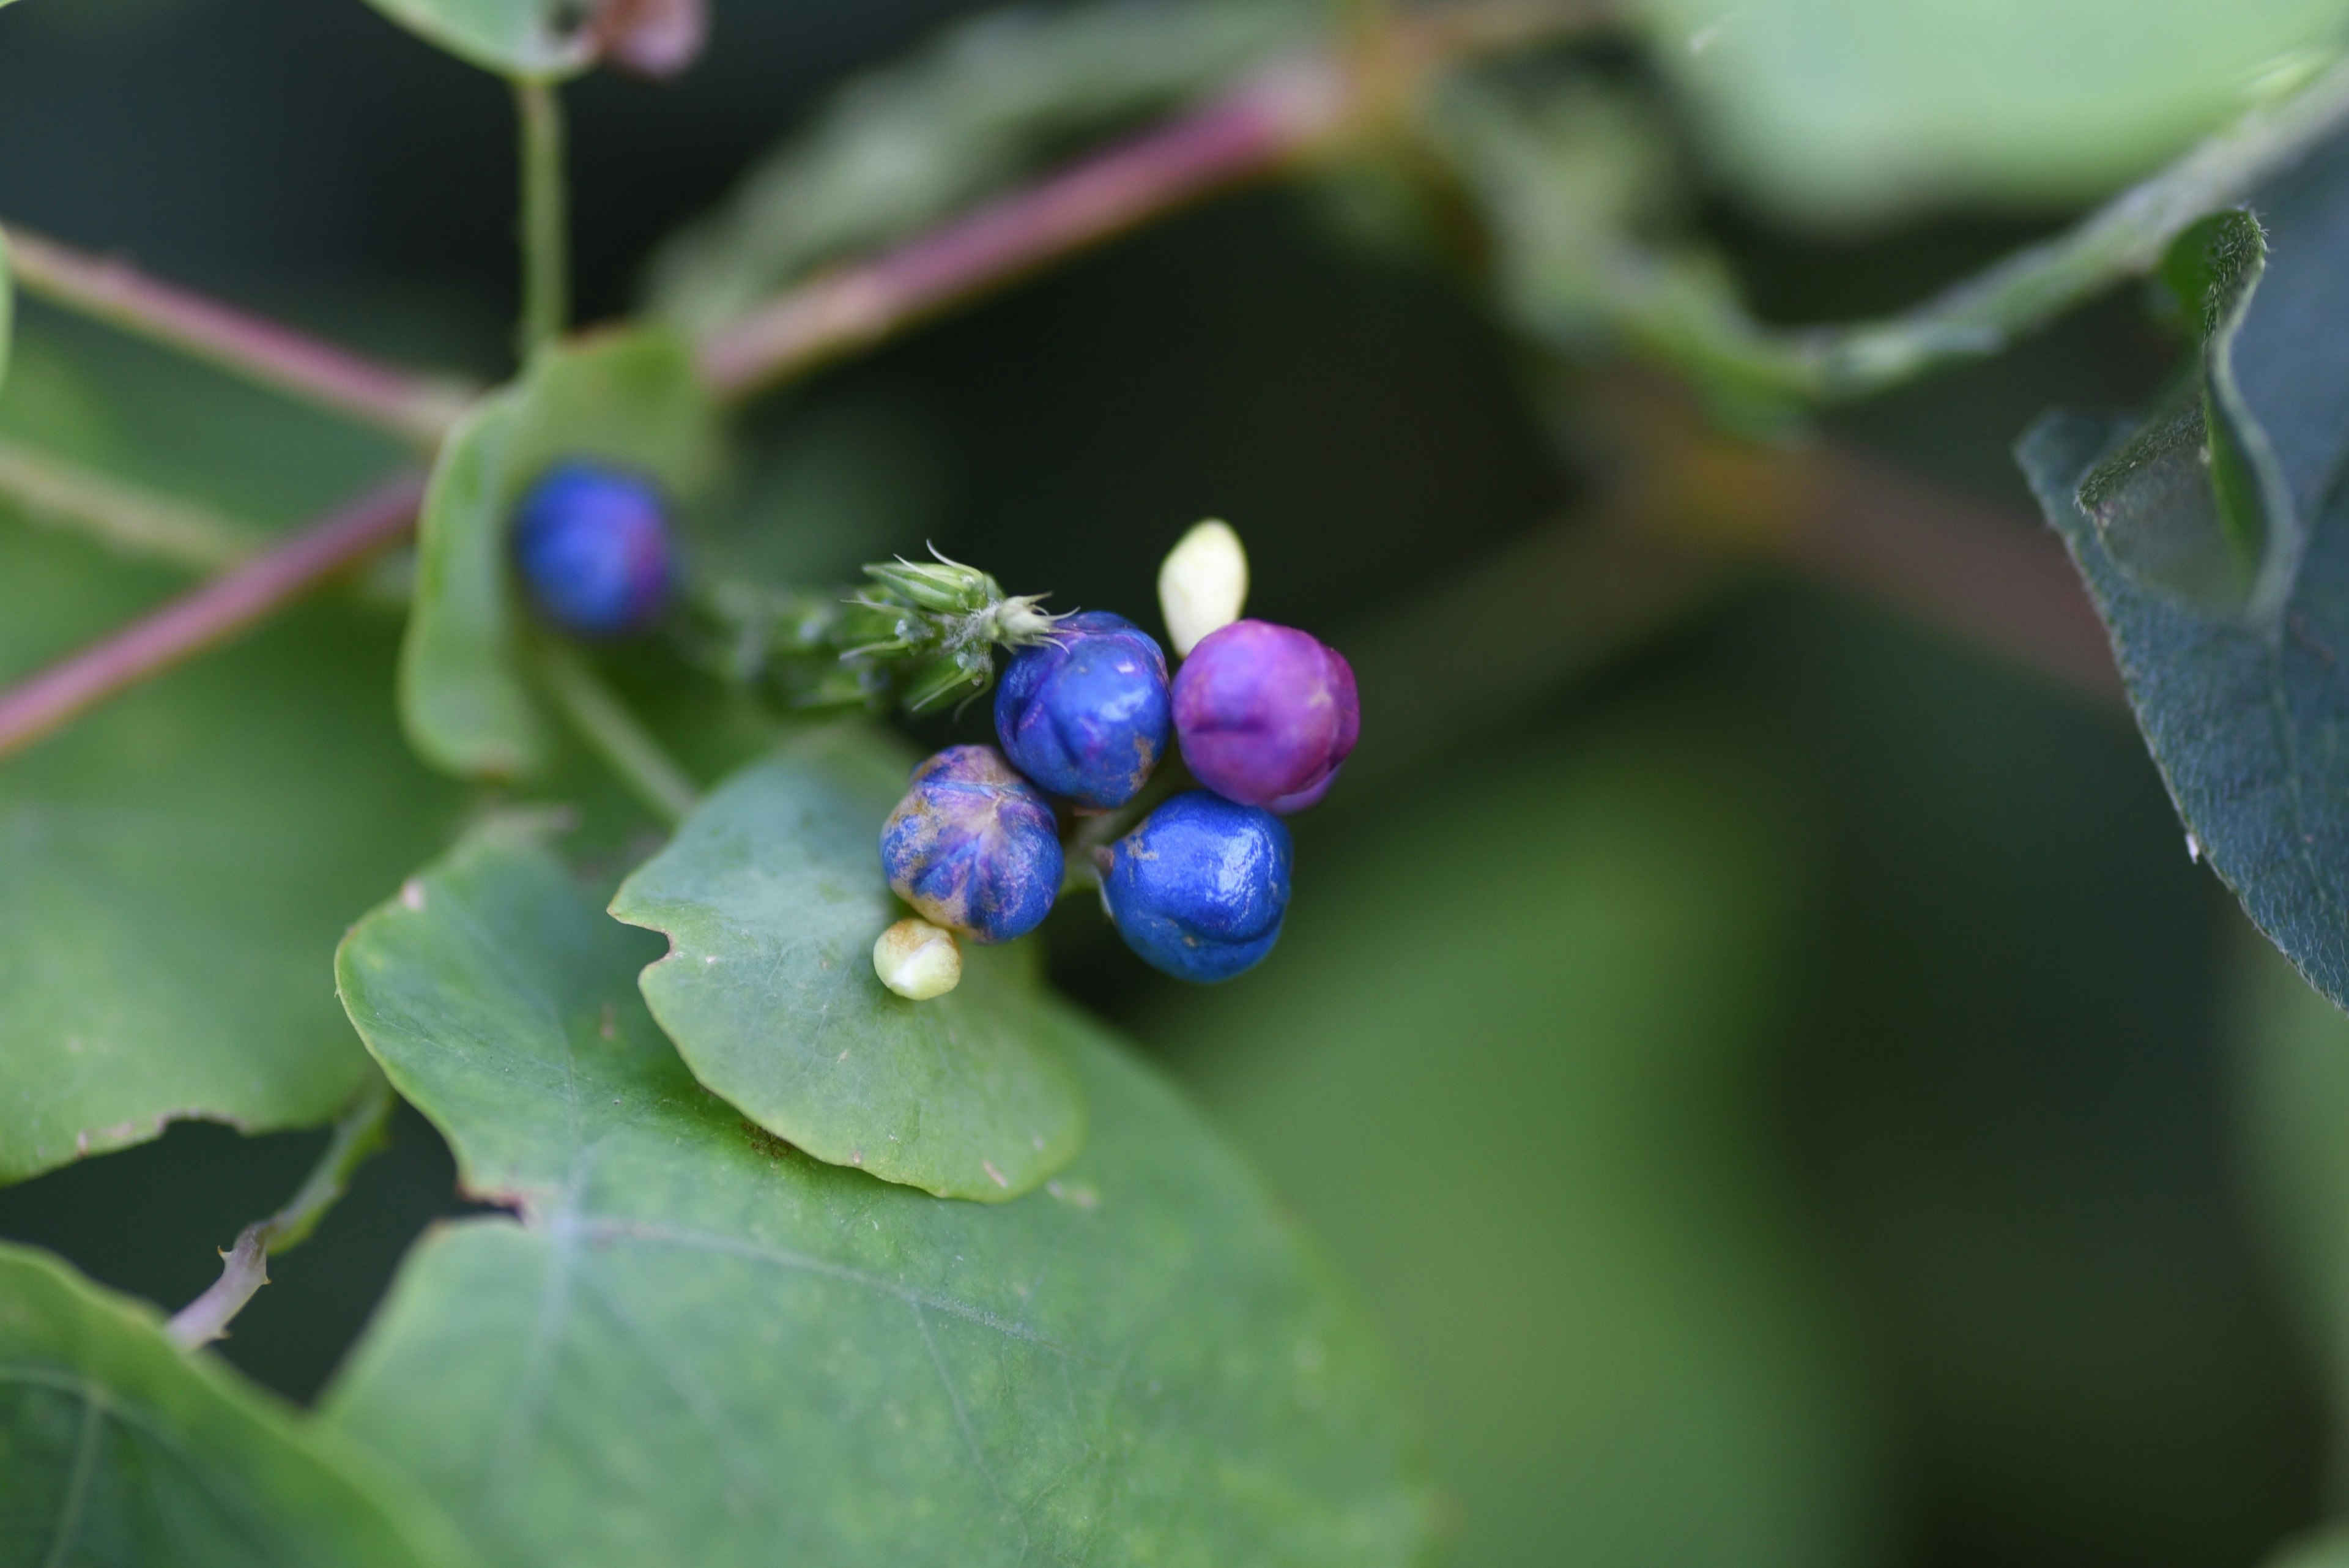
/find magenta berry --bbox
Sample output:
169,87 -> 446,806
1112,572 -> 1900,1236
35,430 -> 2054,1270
1171,619 -> 1359,812
995,611 -> 1171,808
879,746 -> 1062,944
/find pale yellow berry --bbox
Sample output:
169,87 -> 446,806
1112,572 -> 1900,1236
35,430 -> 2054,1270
1157,519 -> 1249,656
873,918 -> 961,1000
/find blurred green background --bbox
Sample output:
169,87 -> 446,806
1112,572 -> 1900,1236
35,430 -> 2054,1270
0,2 -> 2335,1566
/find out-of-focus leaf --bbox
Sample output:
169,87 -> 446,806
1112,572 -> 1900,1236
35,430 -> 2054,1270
0,329 -> 468,1185
1,226 -> 13,396
356,0 -> 596,81
2021,135 -> 2349,1014
2267,1529 -> 2349,1568
1632,0 -> 2349,226
0,1242 -> 473,1567
610,728 -> 1085,1202
645,0 -> 1319,332
399,330 -> 717,779
1153,726 -> 1885,1568
2235,935 -> 2349,1393
325,820 -> 1427,1567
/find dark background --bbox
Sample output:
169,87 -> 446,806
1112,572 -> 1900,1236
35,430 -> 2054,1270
0,3 -> 2321,1566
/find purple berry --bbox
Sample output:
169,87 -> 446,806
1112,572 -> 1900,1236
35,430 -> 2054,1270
879,746 -> 1062,944
995,611 -> 1171,808
513,463 -> 676,637
1102,791 -> 1291,982
1171,620 -> 1359,812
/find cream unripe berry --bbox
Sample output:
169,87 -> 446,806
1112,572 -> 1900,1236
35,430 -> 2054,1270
872,918 -> 962,1000
1157,519 -> 1249,656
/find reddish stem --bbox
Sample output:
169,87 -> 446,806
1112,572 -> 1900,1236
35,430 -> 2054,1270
695,60 -> 1354,398
6,228 -> 472,446
0,474 -> 425,763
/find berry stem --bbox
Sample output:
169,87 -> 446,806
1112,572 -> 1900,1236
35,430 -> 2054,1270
513,78 -> 573,363
532,636 -> 702,827
0,472 -> 426,765
0,225 -> 473,447
165,1074 -> 395,1350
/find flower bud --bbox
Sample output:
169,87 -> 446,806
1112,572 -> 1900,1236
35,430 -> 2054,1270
1102,791 -> 1291,982
879,746 -> 1062,943
1157,519 -> 1249,656
872,917 -> 961,1000
995,611 -> 1170,808
513,463 -> 676,637
1171,620 -> 1359,812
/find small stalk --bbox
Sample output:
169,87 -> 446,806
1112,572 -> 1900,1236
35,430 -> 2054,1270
0,437 -> 261,571
513,79 -> 572,362
533,637 -> 701,826
166,1076 -> 395,1350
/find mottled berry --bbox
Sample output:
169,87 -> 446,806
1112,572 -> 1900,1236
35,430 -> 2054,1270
513,463 -> 676,637
995,611 -> 1171,808
1171,619 -> 1359,812
1101,791 -> 1291,982
880,746 -> 1062,944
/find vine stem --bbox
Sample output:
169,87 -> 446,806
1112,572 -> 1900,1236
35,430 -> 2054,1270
1,226 -> 473,447
695,59 -> 1354,399
165,1076 -> 395,1350
533,637 -> 700,825
514,79 -> 571,362
0,473 -> 424,762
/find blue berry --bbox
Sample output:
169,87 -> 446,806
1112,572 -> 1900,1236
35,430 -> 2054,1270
513,463 -> 676,637
995,611 -> 1170,809
880,746 -> 1063,944
1101,790 -> 1291,982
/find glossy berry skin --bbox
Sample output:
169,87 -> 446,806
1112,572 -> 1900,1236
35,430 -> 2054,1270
1102,790 -> 1291,982
995,611 -> 1171,808
1171,619 -> 1359,813
880,746 -> 1063,945
512,463 -> 677,637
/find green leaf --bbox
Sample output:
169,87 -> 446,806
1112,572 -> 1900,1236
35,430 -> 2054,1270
609,727 -> 1084,1202
0,1241 -> 473,1567
2267,1533 -> 2349,1568
2021,135 -> 2349,1013
1,226 -> 14,397
399,330 -> 718,780
1155,725 -> 1883,1568
1631,0 -> 2349,225
324,820 -> 1427,1566
356,0 -> 597,81
0,332 -> 469,1184
645,0 -> 1319,332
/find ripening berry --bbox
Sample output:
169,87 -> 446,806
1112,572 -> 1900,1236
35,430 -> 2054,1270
1101,790 -> 1291,982
879,746 -> 1062,943
513,463 -> 677,637
872,917 -> 962,1000
1171,619 -> 1359,812
995,611 -> 1171,808
1157,519 -> 1249,656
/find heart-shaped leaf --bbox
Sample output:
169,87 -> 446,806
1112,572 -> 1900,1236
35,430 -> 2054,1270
399,330 -> 718,780
2022,133 -> 2349,1014
325,819 -> 1425,1567
0,1241 -> 472,1567
357,0 -> 598,81
609,728 -> 1085,1202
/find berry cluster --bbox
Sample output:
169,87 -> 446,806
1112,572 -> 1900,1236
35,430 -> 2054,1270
876,522 -> 1359,998
500,475 -> 1354,998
